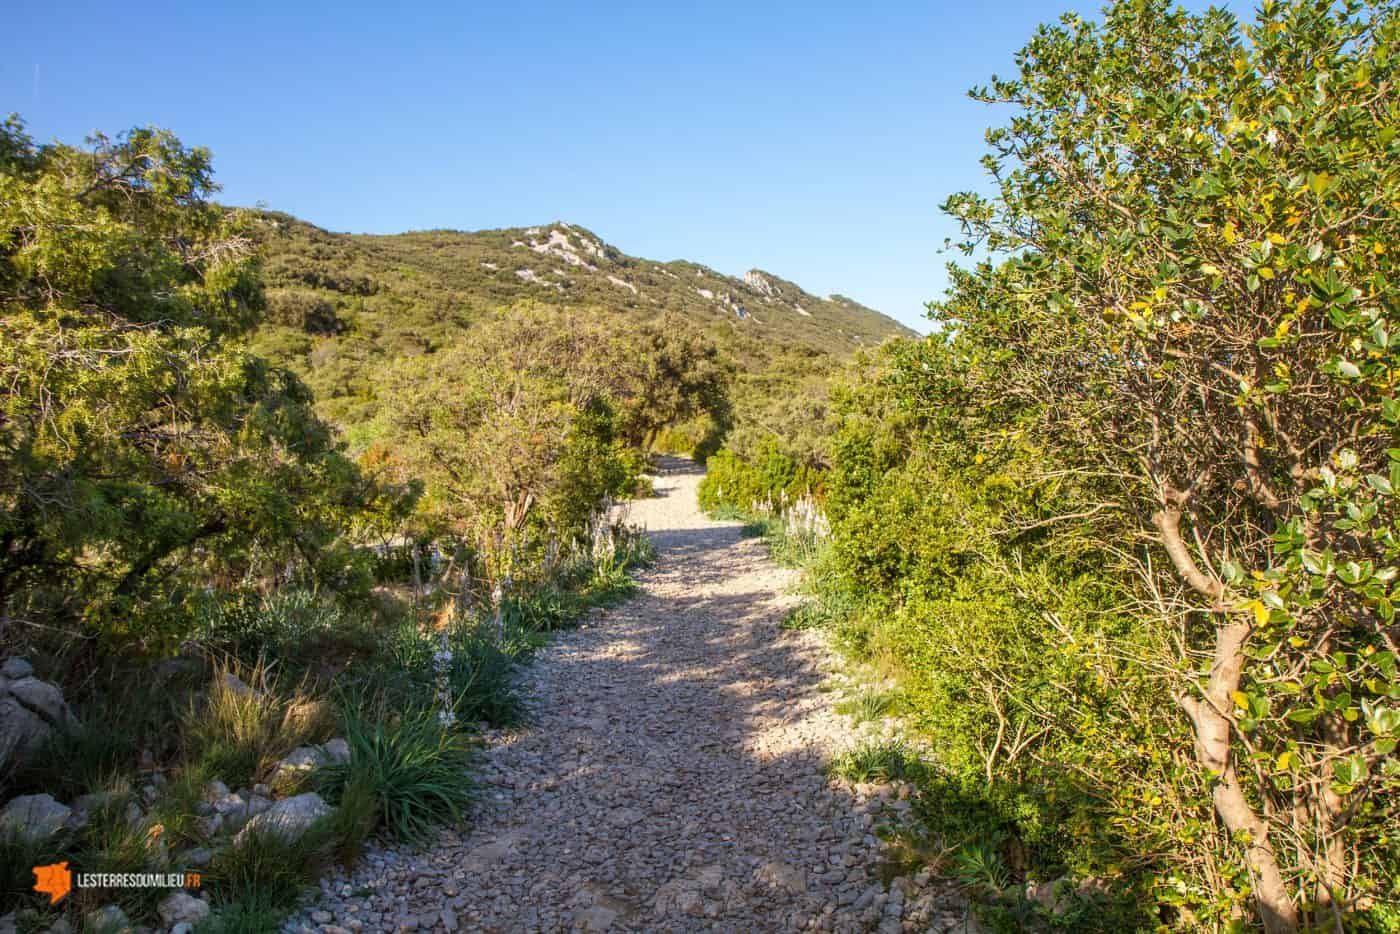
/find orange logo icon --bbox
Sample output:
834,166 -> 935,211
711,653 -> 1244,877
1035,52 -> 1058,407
33,861 -> 72,904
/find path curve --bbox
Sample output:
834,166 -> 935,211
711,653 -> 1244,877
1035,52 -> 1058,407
299,458 -> 964,933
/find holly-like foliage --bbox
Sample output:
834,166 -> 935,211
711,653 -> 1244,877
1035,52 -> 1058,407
815,1 -> 1400,929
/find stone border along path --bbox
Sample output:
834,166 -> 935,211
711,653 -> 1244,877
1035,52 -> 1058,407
294,458 -> 970,933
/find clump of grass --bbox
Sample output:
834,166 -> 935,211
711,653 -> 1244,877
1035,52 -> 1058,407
6,721 -> 133,803
318,706 -> 476,842
781,601 -> 826,631
0,830 -> 67,914
203,817 -> 338,923
144,765 -> 216,851
445,629 -> 526,727
186,658 -> 335,788
68,790 -> 175,922
343,618 -> 527,729
193,588 -> 365,669
708,502 -> 752,523
830,738 -> 921,783
740,515 -> 774,538
836,690 -> 899,724
501,586 -> 587,633
199,893 -> 289,934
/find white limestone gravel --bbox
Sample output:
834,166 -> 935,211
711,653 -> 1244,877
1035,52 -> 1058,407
293,458 -> 970,933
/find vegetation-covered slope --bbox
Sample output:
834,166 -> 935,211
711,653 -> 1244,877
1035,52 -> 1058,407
246,213 -> 911,439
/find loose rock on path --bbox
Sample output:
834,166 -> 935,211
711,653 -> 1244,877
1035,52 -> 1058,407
297,458 -> 968,933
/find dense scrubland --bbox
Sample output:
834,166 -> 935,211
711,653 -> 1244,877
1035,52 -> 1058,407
5,0 -> 1400,931
700,1 -> 1400,931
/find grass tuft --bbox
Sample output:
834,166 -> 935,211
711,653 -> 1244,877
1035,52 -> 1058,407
204,817 -> 338,922
835,690 -> 899,724
186,657 -> 336,789
318,705 -> 476,842
829,739 -> 921,783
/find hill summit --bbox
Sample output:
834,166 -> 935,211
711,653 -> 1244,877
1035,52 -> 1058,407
254,214 -> 913,359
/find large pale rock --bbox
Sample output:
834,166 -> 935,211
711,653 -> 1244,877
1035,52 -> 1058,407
0,659 -> 33,679
271,745 -> 328,785
0,794 -> 72,843
157,892 -> 210,927
211,792 -> 272,832
218,672 -> 256,699
320,737 -> 351,765
0,662 -> 76,773
234,792 -> 331,844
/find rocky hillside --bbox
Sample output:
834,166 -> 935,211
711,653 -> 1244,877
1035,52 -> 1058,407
245,213 -> 912,447
251,213 -> 910,357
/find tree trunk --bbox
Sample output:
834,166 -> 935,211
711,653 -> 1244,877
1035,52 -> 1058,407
1154,505 -> 1299,933
1178,623 -> 1299,934
1315,714 -> 1349,932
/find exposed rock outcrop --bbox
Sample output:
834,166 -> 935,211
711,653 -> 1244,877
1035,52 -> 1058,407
0,793 -> 72,843
0,659 -> 76,774
742,269 -> 783,299
234,792 -> 331,844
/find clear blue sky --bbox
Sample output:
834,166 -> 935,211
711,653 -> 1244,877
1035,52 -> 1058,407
4,0 -> 1251,331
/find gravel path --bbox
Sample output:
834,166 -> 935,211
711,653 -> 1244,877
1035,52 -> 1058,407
298,458 -> 967,933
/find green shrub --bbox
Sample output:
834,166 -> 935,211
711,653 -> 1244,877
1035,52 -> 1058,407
192,589 -> 377,676
652,425 -> 698,455
696,442 -> 822,515
443,628 -> 527,728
